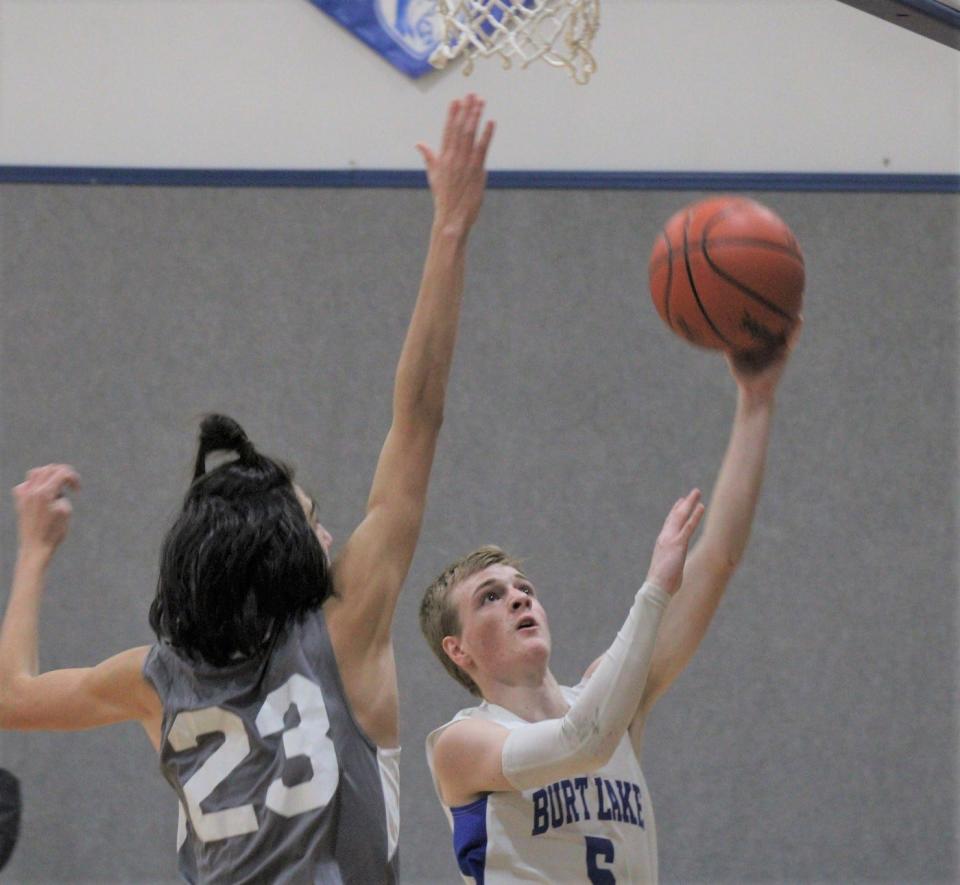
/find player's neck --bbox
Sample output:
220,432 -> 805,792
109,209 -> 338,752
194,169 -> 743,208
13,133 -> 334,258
481,669 -> 569,722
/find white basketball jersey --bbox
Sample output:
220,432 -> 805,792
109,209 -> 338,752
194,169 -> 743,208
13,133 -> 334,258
426,685 -> 658,884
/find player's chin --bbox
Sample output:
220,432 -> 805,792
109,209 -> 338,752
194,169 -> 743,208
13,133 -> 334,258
516,629 -> 550,654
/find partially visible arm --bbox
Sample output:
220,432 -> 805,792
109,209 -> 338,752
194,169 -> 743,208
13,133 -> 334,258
638,327 -> 800,717
326,98 -> 494,720
0,466 -> 160,737
0,642 -> 156,734
433,491 -> 704,805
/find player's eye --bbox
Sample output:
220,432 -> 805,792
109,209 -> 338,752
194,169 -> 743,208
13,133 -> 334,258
519,584 -> 534,595
483,591 -> 498,603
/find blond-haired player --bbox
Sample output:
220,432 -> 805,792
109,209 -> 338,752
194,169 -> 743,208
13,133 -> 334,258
420,336 -> 798,883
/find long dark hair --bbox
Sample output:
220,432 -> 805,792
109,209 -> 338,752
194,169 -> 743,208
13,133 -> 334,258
149,414 -> 332,666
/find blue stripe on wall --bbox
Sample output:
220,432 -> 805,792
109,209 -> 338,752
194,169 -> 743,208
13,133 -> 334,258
0,166 -> 957,192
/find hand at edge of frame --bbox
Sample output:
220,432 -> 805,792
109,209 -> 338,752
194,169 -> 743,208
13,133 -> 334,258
12,464 -> 80,558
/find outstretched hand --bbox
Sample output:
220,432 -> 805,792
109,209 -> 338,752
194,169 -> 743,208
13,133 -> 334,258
13,464 -> 80,557
416,94 -> 495,239
645,489 -> 705,596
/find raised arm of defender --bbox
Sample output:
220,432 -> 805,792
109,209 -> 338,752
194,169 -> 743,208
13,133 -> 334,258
326,95 -> 495,745
430,490 -> 704,805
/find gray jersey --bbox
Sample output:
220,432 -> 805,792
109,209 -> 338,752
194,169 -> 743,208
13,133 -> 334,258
143,607 -> 399,884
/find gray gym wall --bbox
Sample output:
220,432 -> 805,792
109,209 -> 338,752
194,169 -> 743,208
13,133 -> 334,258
0,183 -> 956,884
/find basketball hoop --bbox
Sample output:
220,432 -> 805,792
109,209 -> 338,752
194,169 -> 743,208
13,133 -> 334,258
429,0 -> 601,85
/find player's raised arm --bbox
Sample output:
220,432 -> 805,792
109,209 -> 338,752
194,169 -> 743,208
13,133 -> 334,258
431,491 -> 704,806
327,96 -> 494,652
637,323 -> 801,717
0,466 -> 159,738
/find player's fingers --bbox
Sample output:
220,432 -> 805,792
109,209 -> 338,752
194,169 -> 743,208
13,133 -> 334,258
671,488 -> 701,519
463,96 -> 484,150
680,502 -> 706,539
34,464 -> 73,485
60,469 -> 81,495
450,94 -> 476,156
37,465 -> 80,498
464,95 -> 484,145
663,494 -> 687,522
415,143 -> 436,169
662,489 -> 701,537
658,496 -> 687,536
24,466 -> 57,489
440,99 -> 462,154
475,119 -> 495,163
21,465 -> 52,491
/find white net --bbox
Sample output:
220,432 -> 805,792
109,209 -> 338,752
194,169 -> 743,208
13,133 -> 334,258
429,0 -> 601,85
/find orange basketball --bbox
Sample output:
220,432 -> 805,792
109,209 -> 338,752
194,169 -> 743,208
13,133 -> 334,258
648,196 -> 804,356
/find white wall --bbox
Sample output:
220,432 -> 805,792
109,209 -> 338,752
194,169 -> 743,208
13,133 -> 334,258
0,0 -> 957,172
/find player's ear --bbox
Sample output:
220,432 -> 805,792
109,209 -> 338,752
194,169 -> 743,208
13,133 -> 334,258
441,635 -> 470,669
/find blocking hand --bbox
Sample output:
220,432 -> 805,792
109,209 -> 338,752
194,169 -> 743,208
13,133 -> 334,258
416,93 -> 495,238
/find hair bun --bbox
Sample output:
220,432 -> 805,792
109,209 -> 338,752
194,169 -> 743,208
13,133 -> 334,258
194,414 -> 257,477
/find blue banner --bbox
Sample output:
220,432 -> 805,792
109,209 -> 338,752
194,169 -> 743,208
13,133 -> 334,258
307,0 -> 443,79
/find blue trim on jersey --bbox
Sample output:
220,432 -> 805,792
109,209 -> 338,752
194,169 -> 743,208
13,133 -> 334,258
451,796 -> 488,884
0,166 -> 957,192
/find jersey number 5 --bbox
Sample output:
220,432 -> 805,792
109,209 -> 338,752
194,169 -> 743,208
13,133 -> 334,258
585,835 -> 616,884
168,674 -> 339,843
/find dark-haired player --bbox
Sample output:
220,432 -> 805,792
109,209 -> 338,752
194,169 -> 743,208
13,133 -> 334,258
0,94 -> 494,883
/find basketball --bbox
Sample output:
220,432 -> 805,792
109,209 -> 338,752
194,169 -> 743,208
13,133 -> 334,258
648,197 -> 804,356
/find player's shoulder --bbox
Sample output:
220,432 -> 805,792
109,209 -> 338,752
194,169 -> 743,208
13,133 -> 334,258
426,704 -> 506,756
427,714 -> 510,803
90,646 -> 162,721
99,645 -> 154,682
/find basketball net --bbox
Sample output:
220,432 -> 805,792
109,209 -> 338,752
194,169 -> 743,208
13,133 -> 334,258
429,0 -> 601,85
